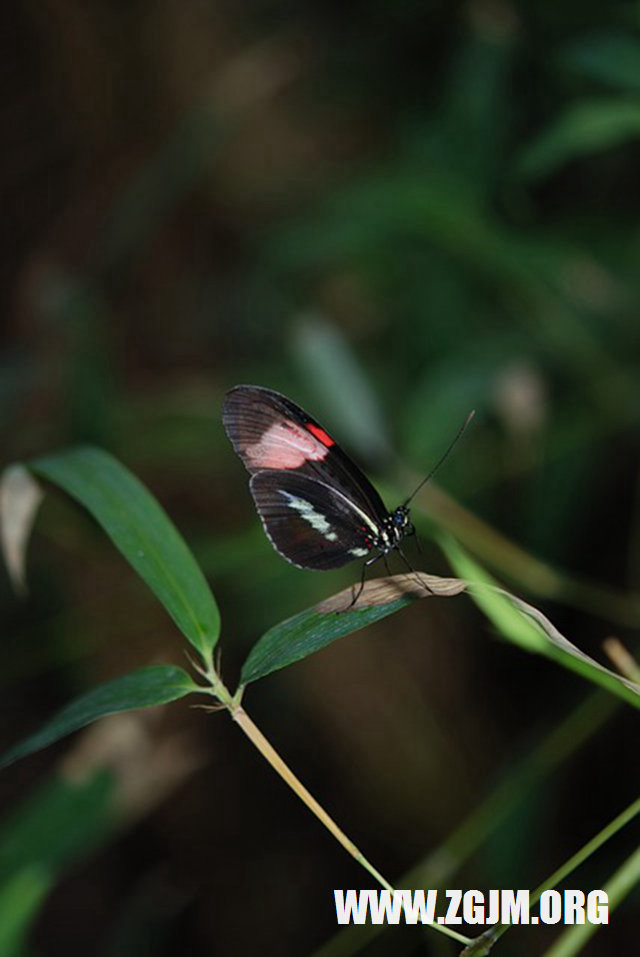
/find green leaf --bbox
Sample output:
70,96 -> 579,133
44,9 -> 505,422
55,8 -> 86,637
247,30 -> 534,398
0,866 -> 51,957
0,665 -> 197,770
0,770 -> 116,953
0,773 -> 114,882
441,537 -> 640,710
562,33 -> 640,93
241,573 -> 465,684
516,98 -> 640,180
29,446 -> 221,659
291,314 -> 393,462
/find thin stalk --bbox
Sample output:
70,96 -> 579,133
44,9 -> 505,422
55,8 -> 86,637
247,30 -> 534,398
191,658 -> 473,948
231,707 -> 390,888
229,703 -> 472,948
543,843 -> 640,957
530,796 -> 640,904
460,795 -> 640,955
312,689 -> 617,957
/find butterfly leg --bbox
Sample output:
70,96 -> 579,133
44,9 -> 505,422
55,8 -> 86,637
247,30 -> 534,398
345,564 -> 367,610
340,552 -> 384,612
396,546 -> 434,596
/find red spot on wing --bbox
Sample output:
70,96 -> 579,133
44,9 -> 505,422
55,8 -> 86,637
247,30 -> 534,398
306,423 -> 335,447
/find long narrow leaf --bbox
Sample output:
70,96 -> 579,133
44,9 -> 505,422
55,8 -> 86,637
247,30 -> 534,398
29,447 -> 220,658
516,98 -> 640,180
441,537 -> 640,709
0,867 -> 51,957
0,773 -> 114,881
0,665 -> 197,770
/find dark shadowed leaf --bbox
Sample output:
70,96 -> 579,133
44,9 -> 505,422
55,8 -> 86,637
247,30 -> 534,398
240,573 -> 465,685
0,666 -> 197,770
0,773 -> 114,882
516,98 -> 640,181
562,33 -> 640,92
29,447 -> 221,659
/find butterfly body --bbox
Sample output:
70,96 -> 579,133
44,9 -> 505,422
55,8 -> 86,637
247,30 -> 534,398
222,385 -> 414,573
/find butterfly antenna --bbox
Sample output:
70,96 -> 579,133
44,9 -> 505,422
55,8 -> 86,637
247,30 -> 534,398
403,410 -> 475,506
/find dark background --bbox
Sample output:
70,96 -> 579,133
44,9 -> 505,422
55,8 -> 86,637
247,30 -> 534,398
1,2 -> 639,955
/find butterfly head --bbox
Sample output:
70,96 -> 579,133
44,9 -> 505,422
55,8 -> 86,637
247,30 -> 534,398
389,504 -> 414,542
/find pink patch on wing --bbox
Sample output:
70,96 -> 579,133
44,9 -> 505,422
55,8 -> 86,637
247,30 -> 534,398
305,423 -> 335,447
244,420 -> 331,469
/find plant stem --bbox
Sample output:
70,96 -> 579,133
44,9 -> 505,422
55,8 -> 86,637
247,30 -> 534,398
229,703 -> 472,947
530,796 -> 640,904
542,843 -> 640,957
460,795 -> 640,955
313,690 -> 618,957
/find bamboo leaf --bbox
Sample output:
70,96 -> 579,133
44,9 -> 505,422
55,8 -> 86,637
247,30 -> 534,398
0,773 -> 114,881
442,537 -> 640,710
517,98 -> 640,180
28,446 -> 220,659
562,33 -> 640,93
0,665 -> 197,770
241,573 -> 465,685
0,866 -> 51,957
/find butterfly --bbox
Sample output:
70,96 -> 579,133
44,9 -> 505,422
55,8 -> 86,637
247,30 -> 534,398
223,385 -> 472,600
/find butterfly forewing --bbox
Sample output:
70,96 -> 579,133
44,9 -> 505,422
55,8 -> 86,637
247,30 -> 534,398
222,385 -> 389,526
250,471 -> 376,570
222,385 -> 398,571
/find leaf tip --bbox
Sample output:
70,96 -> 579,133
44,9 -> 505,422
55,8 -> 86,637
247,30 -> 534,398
0,465 -> 44,595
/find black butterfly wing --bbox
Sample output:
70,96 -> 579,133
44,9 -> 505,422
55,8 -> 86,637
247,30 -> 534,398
222,385 -> 389,527
249,471 -> 376,570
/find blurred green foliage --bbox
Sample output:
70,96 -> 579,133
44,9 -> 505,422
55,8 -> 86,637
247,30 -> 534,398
1,2 -> 639,954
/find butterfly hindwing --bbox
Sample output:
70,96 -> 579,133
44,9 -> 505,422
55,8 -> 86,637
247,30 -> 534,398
249,471 -> 377,570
